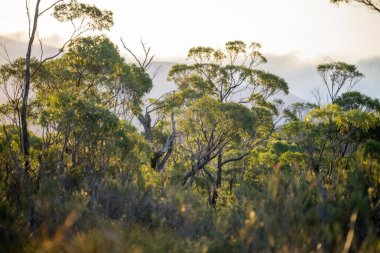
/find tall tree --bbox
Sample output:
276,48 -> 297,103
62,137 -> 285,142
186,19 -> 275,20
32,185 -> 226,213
317,62 -> 364,103
120,40 -> 177,172
4,0 -> 113,231
169,41 -> 288,205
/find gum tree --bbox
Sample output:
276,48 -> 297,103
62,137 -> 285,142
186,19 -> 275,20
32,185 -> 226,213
317,62 -> 364,103
169,41 -> 288,206
1,0 -> 113,231
120,40 -> 178,172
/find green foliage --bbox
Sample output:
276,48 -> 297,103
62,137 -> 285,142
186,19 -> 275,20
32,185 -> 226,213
53,0 -> 113,30
317,61 -> 364,102
357,140 -> 380,208
65,36 -> 122,76
0,57 -> 41,81
335,91 -> 380,111
168,40 -> 287,104
284,102 -> 318,121
123,64 -> 153,111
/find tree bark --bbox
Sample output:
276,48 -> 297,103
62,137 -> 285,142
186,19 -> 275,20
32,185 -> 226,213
210,150 -> 223,207
138,113 -> 153,143
145,113 -> 176,171
22,0 -> 42,232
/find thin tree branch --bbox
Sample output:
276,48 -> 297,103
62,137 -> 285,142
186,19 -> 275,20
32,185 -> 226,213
38,0 -> 64,17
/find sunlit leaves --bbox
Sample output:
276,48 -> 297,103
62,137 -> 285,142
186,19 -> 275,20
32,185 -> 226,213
180,97 -> 257,138
308,104 -> 378,132
170,41 -> 287,105
53,0 -> 113,31
66,36 -> 122,76
251,70 -> 289,97
356,139 -> 380,209
220,102 -> 256,134
0,57 -> 42,82
122,64 -> 153,111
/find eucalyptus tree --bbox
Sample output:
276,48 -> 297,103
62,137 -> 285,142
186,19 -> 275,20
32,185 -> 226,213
283,96 -> 379,225
284,97 -> 379,177
0,57 -> 45,231
35,35 -> 150,184
120,40 -> 178,172
169,41 -> 288,205
334,91 -> 380,143
35,36 -> 118,172
20,0 -> 113,173
293,62 -> 369,174
9,34 -> 151,228
317,62 -> 364,103
1,1 -> 113,230
284,102 -> 318,122
27,35 -> 157,216
178,97 -> 260,205
334,91 -> 380,112
356,139 -> 380,232
0,58 -> 41,148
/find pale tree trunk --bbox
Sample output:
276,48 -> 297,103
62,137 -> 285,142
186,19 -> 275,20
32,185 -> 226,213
139,112 -> 176,172
138,113 -> 153,143
22,0 -> 42,232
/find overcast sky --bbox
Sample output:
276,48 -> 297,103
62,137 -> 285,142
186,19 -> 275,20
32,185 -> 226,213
0,0 -> 379,100
1,0 -> 379,60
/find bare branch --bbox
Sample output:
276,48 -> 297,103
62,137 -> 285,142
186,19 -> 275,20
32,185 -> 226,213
121,38 -> 156,70
37,33 -> 44,62
38,0 -> 64,17
311,88 -> 322,107
26,0 -> 32,38
151,65 -> 162,80
120,38 -> 143,67
0,42 -> 12,64
29,22 -> 91,80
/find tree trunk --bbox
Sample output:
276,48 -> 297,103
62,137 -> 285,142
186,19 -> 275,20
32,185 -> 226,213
138,113 -> 153,143
90,178 -> 99,210
211,150 -> 223,207
59,130 -> 70,175
317,177 -> 327,223
148,113 -> 176,171
22,0 -> 41,232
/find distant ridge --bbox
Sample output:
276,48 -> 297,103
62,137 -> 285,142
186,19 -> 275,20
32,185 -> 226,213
0,36 -> 58,64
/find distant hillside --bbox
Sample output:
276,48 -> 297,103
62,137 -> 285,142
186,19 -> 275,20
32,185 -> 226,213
0,36 -> 58,64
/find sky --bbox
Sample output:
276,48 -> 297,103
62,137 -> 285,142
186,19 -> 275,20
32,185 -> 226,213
0,0 -> 379,100
1,0 -> 380,61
